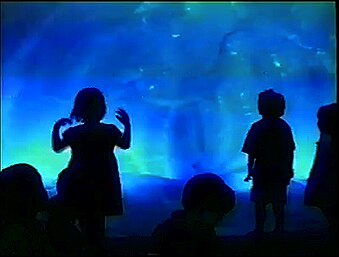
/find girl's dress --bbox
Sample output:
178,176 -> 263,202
61,122 -> 124,216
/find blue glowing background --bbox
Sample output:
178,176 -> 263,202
1,2 -> 336,236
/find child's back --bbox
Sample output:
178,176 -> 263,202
63,123 -> 122,175
243,117 -> 295,185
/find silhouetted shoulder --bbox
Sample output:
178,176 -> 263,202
62,123 -> 122,144
251,118 -> 292,130
152,210 -> 186,238
103,123 -> 123,138
152,209 -> 217,256
62,126 -> 76,141
242,118 -> 295,155
275,118 -> 293,130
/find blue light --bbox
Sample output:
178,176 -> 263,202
1,2 -> 336,200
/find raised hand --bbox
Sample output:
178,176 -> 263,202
115,108 -> 130,126
244,175 -> 252,182
55,118 -> 72,127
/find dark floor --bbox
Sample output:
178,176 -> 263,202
103,228 -> 338,256
98,178 -> 337,256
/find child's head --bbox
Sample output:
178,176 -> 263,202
258,89 -> 286,118
181,173 -> 235,226
70,87 -> 107,123
317,103 -> 337,135
0,163 -> 48,222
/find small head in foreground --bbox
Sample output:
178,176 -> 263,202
317,103 -> 337,135
181,172 -> 236,227
0,163 -> 48,223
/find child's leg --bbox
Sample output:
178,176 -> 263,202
80,212 -> 106,253
272,203 -> 285,232
87,213 -> 105,241
254,202 -> 267,232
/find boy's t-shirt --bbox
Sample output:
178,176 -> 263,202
242,117 -> 295,184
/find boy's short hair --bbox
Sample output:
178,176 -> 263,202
181,173 -> 235,214
258,89 -> 286,118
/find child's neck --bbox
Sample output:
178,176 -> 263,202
85,120 -> 100,125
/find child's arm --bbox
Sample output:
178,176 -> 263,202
52,118 -> 72,153
244,154 -> 255,182
242,125 -> 255,182
115,108 -> 131,150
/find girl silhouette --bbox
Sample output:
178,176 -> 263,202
52,87 -> 131,252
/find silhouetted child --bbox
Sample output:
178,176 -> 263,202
242,89 -> 295,237
304,103 -> 338,238
0,163 -> 55,256
51,87 -> 131,253
151,173 -> 235,256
